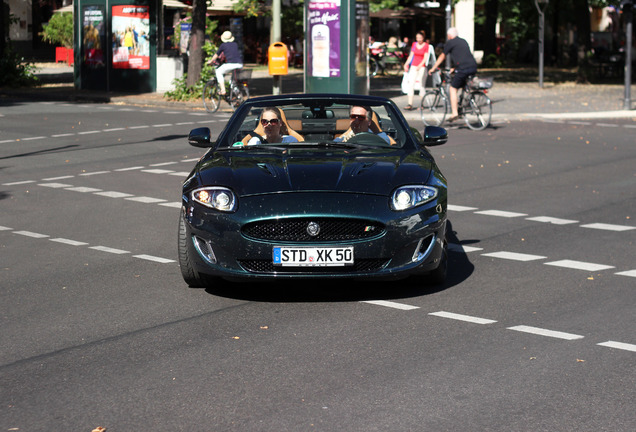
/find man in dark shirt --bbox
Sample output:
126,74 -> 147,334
428,27 -> 478,121
207,31 -> 243,95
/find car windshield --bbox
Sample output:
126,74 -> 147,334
217,98 -> 409,149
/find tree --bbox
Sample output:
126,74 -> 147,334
186,0 -> 207,87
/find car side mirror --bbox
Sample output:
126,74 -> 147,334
423,126 -> 448,146
188,127 -> 212,148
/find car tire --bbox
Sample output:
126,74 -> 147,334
178,214 -> 214,288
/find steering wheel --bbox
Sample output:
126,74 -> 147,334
345,132 -> 388,146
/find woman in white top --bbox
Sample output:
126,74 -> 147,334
247,107 -> 299,145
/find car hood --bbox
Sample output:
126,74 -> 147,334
195,148 -> 434,196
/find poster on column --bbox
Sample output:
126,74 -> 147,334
82,5 -> 106,68
111,5 -> 150,69
308,0 -> 340,77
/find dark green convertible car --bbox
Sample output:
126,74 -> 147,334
179,94 -> 448,286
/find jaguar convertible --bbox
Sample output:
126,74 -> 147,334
178,94 -> 448,287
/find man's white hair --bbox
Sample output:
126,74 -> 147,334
447,27 -> 458,38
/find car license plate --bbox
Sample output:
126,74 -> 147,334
273,246 -> 354,267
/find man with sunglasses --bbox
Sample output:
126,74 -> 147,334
334,105 -> 390,144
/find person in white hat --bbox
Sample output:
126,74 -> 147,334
207,31 -> 243,95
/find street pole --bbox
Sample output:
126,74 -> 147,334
623,0 -> 633,110
271,0 -> 282,95
445,0 -> 451,69
534,0 -> 549,88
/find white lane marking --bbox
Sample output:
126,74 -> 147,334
615,270 -> 636,278
94,191 -> 134,198
114,166 -> 144,171
89,246 -> 129,254
142,169 -> 175,174
597,123 -> 619,127
21,136 -> 47,141
103,128 -> 126,132
169,172 -> 190,177
51,133 -> 75,138
361,300 -> 420,310
152,124 -> 173,128
65,187 -> 102,193
125,196 -> 167,203
568,121 -> 592,125
598,341 -> 636,352
448,243 -> 483,253
42,175 -> 74,181
482,251 -> 547,262
448,204 -> 478,212
189,113 -> 209,116
580,223 -> 635,232
13,231 -> 49,239
0,140 -> 15,143
176,121 -> 196,125
3,180 -> 35,185
526,216 -> 578,225
38,182 -> 73,188
163,111 -> 181,114
50,238 -> 90,246
129,125 -> 150,129
80,171 -> 110,176
507,325 -> 584,340
0,225 -> 12,231
429,311 -> 497,324
133,254 -> 176,264
624,124 -> 636,129
159,202 -> 182,208
474,210 -> 528,218
150,162 -> 178,167
544,260 -> 615,272
78,130 -> 100,135
182,158 -> 200,163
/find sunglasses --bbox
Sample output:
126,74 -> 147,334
350,114 -> 367,121
261,118 -> 280,126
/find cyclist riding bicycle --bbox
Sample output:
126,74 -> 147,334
428,27 -> 477,122
207,31 -> 243,96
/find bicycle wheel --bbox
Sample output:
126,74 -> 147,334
228,83 -> 248,111
420,90 -> 449,126
369,58 -> 379,77
202,80 -> 221,113
464,91 -> 492,131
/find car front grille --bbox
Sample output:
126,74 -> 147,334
242,218 -> 385,242
238,258 -> 389,274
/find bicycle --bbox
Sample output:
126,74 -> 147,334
420,70 -> 493,131
202,66 -> 251,113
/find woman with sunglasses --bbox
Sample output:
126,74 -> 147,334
247,107 -> 299,145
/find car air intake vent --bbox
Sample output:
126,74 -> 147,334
242,218 -> 385,242
238,259 -> 389,274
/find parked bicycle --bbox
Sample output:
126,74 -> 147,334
369,46 -> 405,77
202,66 -> 251,113
420,70 -> 493,130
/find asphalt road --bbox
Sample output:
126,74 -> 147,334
1,99 -> 635,431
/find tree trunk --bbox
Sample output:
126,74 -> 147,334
186,0 -> 207,87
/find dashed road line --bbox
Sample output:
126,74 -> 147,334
507,325 -> 584,340
598,341 -> 636,352
50,238 -> 89,246
134,254 -> 177,264
125,196 -> 167,204
481,251 -> 547,262
526,216 -> 578,225
361,300 -> 420,310
89,245 -> 129,254
615,270 -> 636,278
580,223 -> 635,232
429,311 -> 497,324
13,230 -> 49,239
94,191 -> 134,198
544,259 -> 614,272
474,209 -> 528,218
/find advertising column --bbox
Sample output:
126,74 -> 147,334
305,0 -> 369,94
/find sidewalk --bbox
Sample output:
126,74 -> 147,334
2,63 -> 635,122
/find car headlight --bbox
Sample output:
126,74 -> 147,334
192,187 -> 237,212
391,186 -> 438,211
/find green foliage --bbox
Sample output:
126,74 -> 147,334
164,41 -> 217,101
0,49 -> 39,87
481,53 -> 503,68
39,12 -> 74,48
